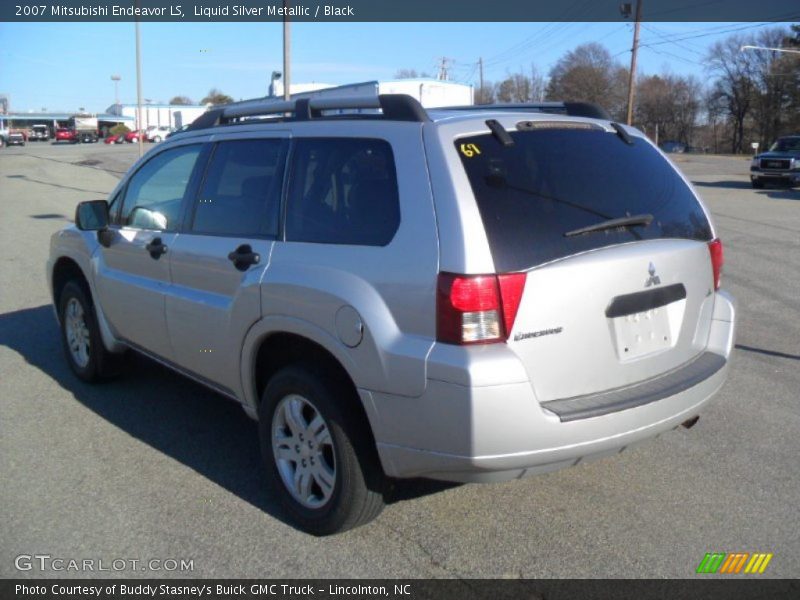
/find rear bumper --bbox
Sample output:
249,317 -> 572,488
368,290 -> 736,483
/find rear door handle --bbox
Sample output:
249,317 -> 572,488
145,237 -> 168,259
228,244 -> 260,271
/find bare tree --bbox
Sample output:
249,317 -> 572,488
200,88 -> 234,106
706,34 -> 758,153
545,43 -> 628,119
475,81 -> 495,105
747,27 -> 798,147
494,66 -> 545,103
169,95 -> 193,105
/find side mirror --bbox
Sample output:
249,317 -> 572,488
75,200 -> 109,231
75,200 -> 113,247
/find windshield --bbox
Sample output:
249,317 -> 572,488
456,126 -> 712,272
769,137 -> 800,153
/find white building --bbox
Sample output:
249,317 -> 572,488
290,79 -> 474,108
105,103 -> 208,130
269,82 -> 335,98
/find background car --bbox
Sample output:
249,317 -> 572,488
104,134 -> 125,144
7,131 -> 26,146
124,130 -> 145,143
29,125 -> 50,141
55,128 -> 77,143
750,135 -> 800,188
145,126 -> 174,143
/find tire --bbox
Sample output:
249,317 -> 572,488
258,364 -> 385,535
58,281 -> 124,382
752,179 -> 764,189
153,136 -> 161,143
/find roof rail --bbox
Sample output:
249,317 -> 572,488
437,102 -> 612,120
187,94 -> 429,131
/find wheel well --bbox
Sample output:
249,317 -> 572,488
52,257 -> 90,316
253,332 -> 379,452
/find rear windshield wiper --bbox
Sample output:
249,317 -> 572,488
564,213 -> 653,237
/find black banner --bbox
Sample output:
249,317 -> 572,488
2,0 -> 800,22
2,579 -> 799,600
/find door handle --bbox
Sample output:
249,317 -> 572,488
145,237 -> 168,259
227,244 -> 260,271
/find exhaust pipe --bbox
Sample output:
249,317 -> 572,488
681,415 -> 700,429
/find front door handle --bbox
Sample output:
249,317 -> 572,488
145,237 -> 168,259
227,244 -> 260,271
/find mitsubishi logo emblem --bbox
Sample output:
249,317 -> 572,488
645,262 -> 661,287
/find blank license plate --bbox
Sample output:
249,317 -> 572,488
612,307 -> 671,360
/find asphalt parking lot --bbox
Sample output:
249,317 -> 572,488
1,141 -> 798,579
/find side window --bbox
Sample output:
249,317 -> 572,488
285,138 -> 400,246
119,144 -> 202,231
191,139 -> 288,237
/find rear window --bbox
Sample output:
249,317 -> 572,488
456,127 -> 712,272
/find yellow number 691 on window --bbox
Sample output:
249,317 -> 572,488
459,143 -> 481,158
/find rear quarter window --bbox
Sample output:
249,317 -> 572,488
456,127 -> 712,272
285,138 -> 400,247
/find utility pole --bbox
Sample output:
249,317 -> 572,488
134,18 -> 144,157
437,57 -> 451,81
477,57 -> 484,104
625,0 -> 642,126
283,1 -> 291,101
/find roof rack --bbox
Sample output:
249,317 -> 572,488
187,93 -> 429,131
436,102 -> 612,120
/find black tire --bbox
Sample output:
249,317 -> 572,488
752,179 -> 764,189
58,281 -> 124,382
258,364 -> 385,535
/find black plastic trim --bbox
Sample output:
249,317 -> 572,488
542,351 -> 727,422
378,94 -> 430,122
605,283 -> 686,318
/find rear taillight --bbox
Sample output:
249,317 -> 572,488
708,238 -> 724,290
437,272 -> 526,345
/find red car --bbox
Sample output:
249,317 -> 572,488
124,130 -> 145,143
104,134 -> 125,144
55,128 -> 77,143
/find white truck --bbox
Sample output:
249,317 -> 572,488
71,114 -> 98,143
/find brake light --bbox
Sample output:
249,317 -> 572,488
437,272 -> 526,345
708,238 -> 724,290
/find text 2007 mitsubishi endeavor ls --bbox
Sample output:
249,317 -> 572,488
47,94 -> 735,535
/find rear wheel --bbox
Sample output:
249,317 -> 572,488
258,364 -> 385,535
58,281 -> 124,382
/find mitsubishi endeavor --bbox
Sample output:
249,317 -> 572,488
47,94 -> 736,535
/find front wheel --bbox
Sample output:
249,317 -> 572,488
752,179 -> 764,189
58,281 -> 124,382
258,364 -> 385,535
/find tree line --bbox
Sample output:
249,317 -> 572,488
464,25 -> 800,154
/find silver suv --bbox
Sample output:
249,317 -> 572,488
47,94 -> 736,535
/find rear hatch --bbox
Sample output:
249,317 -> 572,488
455,121 -> 718,402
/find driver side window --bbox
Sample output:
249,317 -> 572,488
119,144 -> 202,231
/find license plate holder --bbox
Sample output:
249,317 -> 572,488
612,307 -> 671,360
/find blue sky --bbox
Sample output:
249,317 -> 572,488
0,21 -> 793,113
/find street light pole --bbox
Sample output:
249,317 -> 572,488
135,15 -> 144,157
283,1 -> 291,101
111,75 -> 121,110
740,44 -> 800,55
